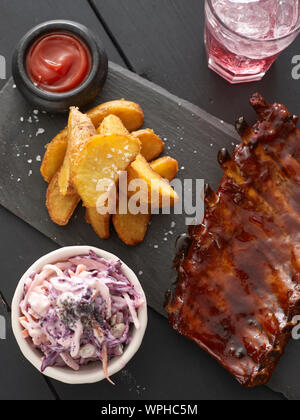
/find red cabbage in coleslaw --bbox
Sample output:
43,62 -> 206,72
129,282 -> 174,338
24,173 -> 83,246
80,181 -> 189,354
19,250 -> 145,384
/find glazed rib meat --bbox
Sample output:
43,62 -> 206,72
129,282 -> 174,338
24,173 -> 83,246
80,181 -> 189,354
165,94 -> 300,387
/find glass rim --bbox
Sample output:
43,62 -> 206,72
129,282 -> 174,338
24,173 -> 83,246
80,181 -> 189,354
206,0 -> 300,43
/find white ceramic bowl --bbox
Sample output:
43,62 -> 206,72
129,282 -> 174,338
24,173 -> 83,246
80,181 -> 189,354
11,246 -> 148,384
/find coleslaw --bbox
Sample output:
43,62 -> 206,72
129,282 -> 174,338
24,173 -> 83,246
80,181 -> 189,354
19,250 -> 145,384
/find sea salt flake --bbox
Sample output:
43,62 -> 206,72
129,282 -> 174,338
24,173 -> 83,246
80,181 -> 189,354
36,128 -> 45,136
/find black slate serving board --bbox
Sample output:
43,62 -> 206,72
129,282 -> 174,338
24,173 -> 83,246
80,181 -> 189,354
0,62 -> 238,315
0,62 -> 299,399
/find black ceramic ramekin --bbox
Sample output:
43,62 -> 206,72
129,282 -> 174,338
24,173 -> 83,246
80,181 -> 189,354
12,20 -> 108,113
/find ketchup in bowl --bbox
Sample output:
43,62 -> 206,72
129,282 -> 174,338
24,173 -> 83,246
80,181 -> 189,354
13,20 -> 108,113
26,33 -> 91,93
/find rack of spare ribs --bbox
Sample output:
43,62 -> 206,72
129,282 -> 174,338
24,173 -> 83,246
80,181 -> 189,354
165,94 -> 300,387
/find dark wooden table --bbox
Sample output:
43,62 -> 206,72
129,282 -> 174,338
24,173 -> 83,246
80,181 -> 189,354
2,0 -> 298,400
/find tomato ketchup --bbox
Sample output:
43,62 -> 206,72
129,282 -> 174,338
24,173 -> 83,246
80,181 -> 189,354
26,33 -> 91,93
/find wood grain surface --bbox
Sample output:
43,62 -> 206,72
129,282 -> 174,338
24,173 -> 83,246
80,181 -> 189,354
0,0 -> 124,94
0,300 -> 54,400
93,0 -> 300,124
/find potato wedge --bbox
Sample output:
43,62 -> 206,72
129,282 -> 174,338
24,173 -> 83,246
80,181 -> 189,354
86,117 -> 129,240
58,108 -> 96,195
132,129 -> 164,161
97,114 -> 130,136
73,134 -> 141,208
89,99 -> 144,132
150,156 -> 179,182
113,211 -> 150,246
99,122 -> 165,163
46,174 -> 80,226
86,208 -> 111,240
127,154 -> 179,208
113,155 -> 178,245
40,134 -> 68,183
41,100 -> 144,183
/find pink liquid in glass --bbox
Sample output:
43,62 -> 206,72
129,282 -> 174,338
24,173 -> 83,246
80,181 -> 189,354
205,0 -> 300,83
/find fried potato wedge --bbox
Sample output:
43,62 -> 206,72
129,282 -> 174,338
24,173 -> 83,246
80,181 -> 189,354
41,100 -> 144,183
41,133 -> 68,183
73,134 -> 141,208
97,114 -> 130,136
132,129 -> 164,161
46,174 -> 80,226
113,155 -> 178,245
58,107 -> 96,195
89,99 -> 144,132
150,156 -> 179,182
113,211 -> 150,246
127,154 -> 179,208
85,116 -> 130,239
86,208 -> 111,240
99,121 -> 164,162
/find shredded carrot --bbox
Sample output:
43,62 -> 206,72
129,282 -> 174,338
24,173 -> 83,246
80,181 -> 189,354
76,264 -> 87,275
19,316 -> 28,323
93,322 -> 103,342
91,290 -> 99,302
102,344 -> 115,385
22,329 -> 30,339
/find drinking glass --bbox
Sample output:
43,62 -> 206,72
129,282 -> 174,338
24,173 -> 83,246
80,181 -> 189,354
204,0 -> 300,83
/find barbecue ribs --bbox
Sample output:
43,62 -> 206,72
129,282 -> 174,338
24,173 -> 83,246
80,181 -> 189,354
165,94 -> 300,387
